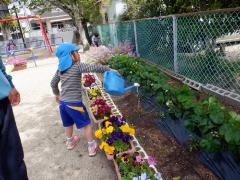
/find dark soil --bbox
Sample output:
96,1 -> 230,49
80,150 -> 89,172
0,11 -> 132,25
111,93 -> 218,180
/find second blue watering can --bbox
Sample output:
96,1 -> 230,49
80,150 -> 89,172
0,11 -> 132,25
103,71 -> 139,96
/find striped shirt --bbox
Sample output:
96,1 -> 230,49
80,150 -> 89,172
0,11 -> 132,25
50,61 -> 110,102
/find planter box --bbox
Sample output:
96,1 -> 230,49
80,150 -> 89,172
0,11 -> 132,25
105,141 -> 135,161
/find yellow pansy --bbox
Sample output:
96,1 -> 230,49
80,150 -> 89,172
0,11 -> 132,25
99,142 -> 108,150
105,121 -> 112,128
95,129 -> 103,139
120,124 -> 135,135
102,128 -> 107,135
104,145 -> 115,154
106,126 -> 114,134
129,128 -> 135,135
120,124 -> 130,133
104,116 -> 109,120
121,157 -> 129,163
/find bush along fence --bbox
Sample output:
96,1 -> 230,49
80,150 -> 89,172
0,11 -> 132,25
94,8 -> 240,104
81,73 -> 162,180
108,54 -> 240,180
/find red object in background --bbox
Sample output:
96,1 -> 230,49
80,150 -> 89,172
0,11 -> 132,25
0,15 -> 53,54
7,57 -> 27,65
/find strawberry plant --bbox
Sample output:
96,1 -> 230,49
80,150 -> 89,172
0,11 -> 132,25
109,54 -> 240,155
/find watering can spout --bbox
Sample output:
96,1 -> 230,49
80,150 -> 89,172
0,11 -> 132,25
124,83 -> 140,93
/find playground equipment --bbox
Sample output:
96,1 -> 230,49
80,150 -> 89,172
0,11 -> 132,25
0,15 -> 53,67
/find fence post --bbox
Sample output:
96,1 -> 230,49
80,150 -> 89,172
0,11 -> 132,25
133,21 -> 139,56
112,23 -> 118,47
173,15 -> 178,73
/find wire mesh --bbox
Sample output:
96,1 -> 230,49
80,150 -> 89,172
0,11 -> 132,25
177,10 -> 240,94
95,9 -> 240,94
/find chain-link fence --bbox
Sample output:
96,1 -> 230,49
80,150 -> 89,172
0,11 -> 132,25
95,8 -> 240,95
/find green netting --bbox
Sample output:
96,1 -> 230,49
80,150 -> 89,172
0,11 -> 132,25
136,18 -> 174,70
115,21 -> 135,45
177,11 -> 240,93
93,9 -> 240,94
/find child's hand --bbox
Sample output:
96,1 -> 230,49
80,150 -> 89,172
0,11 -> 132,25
55,96 -> 60,103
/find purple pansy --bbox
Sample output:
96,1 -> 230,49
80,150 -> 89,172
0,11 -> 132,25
106,137 -> 114,145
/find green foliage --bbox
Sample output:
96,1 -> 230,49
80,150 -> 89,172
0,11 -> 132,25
113,139 -> 129,153
121,0 -> 240,20
109,54 -> 240,155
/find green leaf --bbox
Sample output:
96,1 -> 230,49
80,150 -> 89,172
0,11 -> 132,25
209,111 -> 224,124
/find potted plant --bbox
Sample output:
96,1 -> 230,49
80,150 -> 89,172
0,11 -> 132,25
95,116 -> 136,160
114,152 -> 158,180
87,87 -> 102,100
90,98 -> 112,123
83,74 -> 96,87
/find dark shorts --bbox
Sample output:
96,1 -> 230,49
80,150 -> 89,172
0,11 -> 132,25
59,101 -> 91,129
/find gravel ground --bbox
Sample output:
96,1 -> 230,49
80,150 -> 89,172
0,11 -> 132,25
10,57 -> 116,180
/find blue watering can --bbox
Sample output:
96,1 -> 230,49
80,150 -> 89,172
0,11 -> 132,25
103,71 -> 140,96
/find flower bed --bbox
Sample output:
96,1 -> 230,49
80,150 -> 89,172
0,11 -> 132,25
82,73 -> 161,179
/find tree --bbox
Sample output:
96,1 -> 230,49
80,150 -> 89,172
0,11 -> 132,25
0,1 -> 17,41
121,0 -> 240,20
21,0 -> 103,50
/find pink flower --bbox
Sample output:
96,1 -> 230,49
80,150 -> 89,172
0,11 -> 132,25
147,156 -> 156,166
136,155 -> 143,163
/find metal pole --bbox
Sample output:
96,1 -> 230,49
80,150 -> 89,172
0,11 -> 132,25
13,5 -> 26,48
173,15 -> 178,73
112,23 -> 118,47
133,21 -> 139,56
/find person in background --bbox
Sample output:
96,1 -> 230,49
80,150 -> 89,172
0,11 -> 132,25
6,39 -> 16,58
91,32 -> 101,47
0,56 -> 28,180
50,43 -> 115,156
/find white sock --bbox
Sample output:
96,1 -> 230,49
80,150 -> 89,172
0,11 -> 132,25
88,140 -> 95,147
66,137 -> 73,142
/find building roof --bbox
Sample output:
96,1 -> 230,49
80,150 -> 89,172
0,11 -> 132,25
40,10 -> 70,19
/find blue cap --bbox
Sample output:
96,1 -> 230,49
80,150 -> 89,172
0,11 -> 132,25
55,43 -> 80,72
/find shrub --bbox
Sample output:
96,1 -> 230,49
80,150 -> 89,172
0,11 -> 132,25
85,45 -> 112,64
111,41 -> 135,56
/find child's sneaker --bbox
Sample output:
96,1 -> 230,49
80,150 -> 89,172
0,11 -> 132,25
88,141 -> 97,157
66,136 -> 80,150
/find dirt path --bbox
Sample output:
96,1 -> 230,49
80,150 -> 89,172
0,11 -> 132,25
11,58 -> 116,180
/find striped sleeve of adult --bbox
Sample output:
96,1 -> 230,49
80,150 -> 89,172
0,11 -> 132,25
78,62 -> 111,73
50,71 -> 60,96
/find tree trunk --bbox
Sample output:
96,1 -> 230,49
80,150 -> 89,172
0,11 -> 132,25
77,22 -> 90,51
82,21 -> 91,45
74,30 -> 81,45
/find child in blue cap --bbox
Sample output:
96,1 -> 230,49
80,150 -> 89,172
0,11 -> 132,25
51,43 -> 113,156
